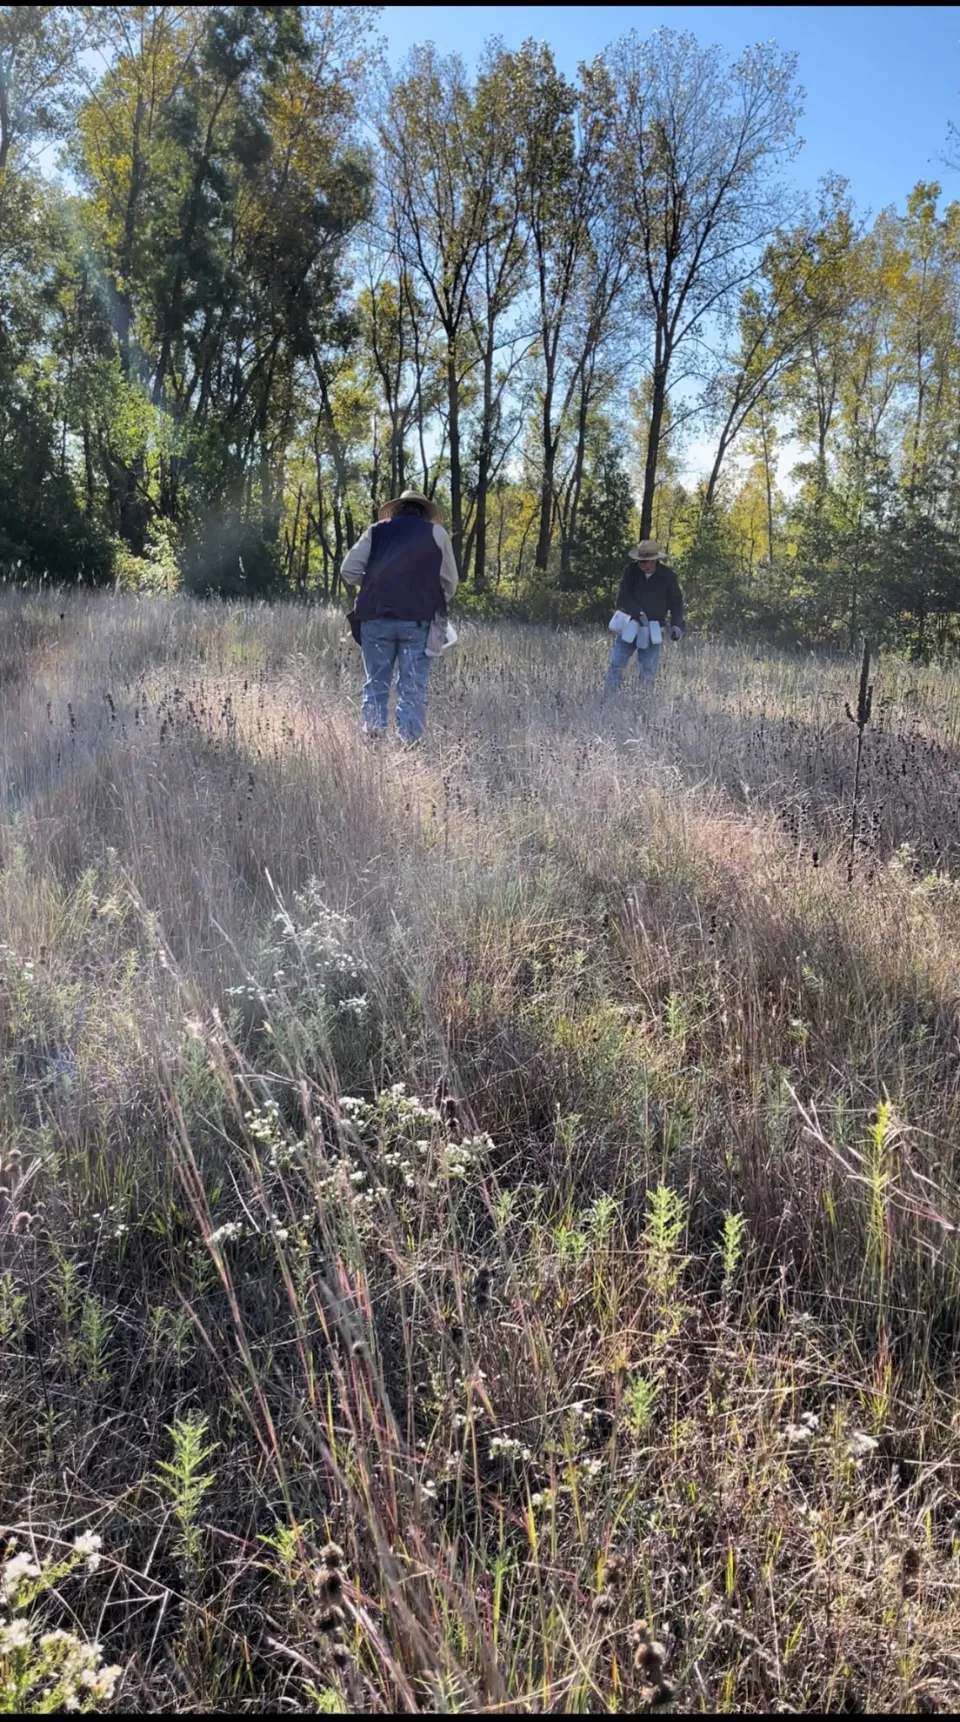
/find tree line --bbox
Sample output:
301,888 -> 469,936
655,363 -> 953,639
2,5 -> 959,653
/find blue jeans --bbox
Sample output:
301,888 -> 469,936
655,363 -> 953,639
603,635 -> 661,695
360,619 -> 432,742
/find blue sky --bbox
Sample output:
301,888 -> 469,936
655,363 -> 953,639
379,5 -> 960,218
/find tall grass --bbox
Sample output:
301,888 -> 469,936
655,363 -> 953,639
3,590 -> 960,1712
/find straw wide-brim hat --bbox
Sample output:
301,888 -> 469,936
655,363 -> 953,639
629,539 -> 664,561
378,489 -> 443,524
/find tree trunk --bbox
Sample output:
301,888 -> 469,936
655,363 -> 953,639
472,331 -> 496,591
312,352 -> 355,578
559,381 -> 591,584
703,419 -> 734,515
370,412 -> 380,517
83,416 -> 96,515
759,412 -> 775,569
0,54 -> 11,172
640,342 -> 669,540
534,372 -> 557,576
446,341 -> 463,567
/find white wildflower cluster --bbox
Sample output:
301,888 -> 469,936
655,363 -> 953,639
339,1086 -> 446,1144
461,1132 -> 495,1157
206,1213 -> 297,1250
488,1434 -> 533,1463
337,995 -> 370,1021
0,1618 -> 31,1651
243,1102 -> 305,1169
244,1100 -> 281,1144
329,1088 -> 496,1215
277,885 -> 364,986
224,980 -> 276,1003
339,1095 -> 373,1121
779,1415 -> 879,1464
783,1412 -> 820,1445
207,1220 -> 244,1248
529,1488 -> 556,1511
442,1146 -> 471,1180
26,1628 -> 121,1707
1,1551 -> 41,1603
0,1540 -> 121,1713
436,1134 -> 492,1182
385,1083 -> 442,1127
90,1202 -> 128,1241
72,1534 -> 102,1573
375,1149 -> 420,1192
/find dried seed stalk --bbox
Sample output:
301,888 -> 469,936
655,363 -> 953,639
846,638 -> 873,882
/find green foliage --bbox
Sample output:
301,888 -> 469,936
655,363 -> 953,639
720,1211 -> 749,1285
643,1184 -> 690,1310
557,429 -> 636,616
156,1413 -> 219,1567
0,171 -> 114,583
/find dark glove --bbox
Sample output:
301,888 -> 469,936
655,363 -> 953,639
670,626 -> 683,642
636,610 -> 648,626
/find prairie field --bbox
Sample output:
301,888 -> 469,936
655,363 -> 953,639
4,590 -> 960,1714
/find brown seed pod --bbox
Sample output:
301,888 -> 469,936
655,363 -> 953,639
901,1545 -> 921,1597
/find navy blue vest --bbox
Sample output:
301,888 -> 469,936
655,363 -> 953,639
354,516 -> 444,623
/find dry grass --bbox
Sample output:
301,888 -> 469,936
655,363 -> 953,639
3,589 -> 960,1712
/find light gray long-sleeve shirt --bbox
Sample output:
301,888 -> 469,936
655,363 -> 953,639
341,522 -> 459,603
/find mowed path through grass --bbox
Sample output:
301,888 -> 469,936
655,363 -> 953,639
3,590 -> 960,1713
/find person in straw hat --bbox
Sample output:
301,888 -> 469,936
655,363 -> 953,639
341,489 -> 459,744
602,538 -> 684,696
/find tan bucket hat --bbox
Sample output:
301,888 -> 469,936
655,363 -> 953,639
378,489 -> 443,524
629,539 -> 664,562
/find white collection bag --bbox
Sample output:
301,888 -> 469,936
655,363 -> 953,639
425,616 -> 458,657
610,610 -> 658,647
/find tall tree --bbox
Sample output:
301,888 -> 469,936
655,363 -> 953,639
380,45 -> 496,572
702,179 -> 857,510
460,42 -> 528,588
599,29 -> 803,537
500,42 -> 629,577
0,4 -> 92,171
75,4 -> 374,575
